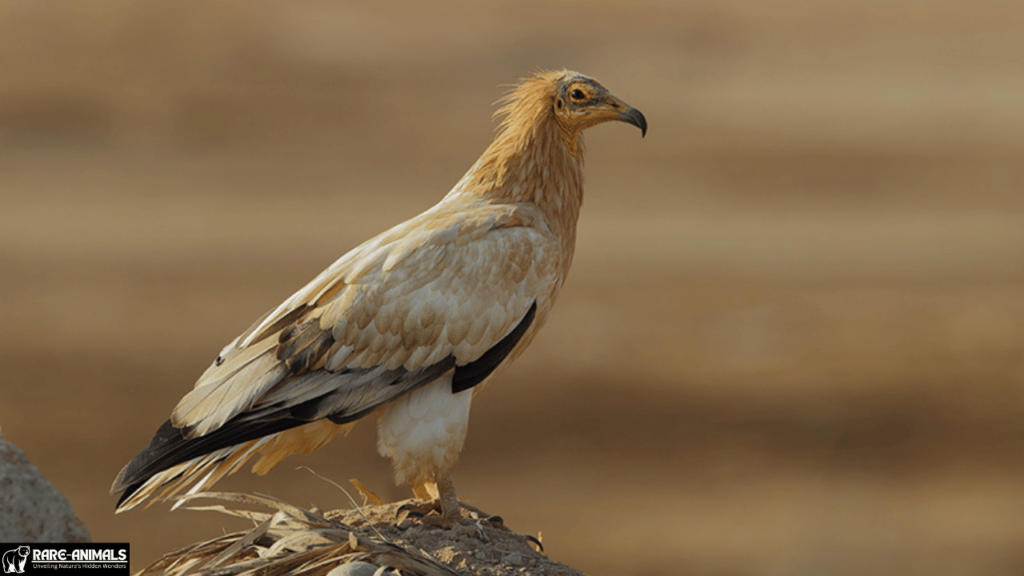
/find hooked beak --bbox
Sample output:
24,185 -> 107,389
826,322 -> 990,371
619,106 -> 647,138
603,94 -> 647,137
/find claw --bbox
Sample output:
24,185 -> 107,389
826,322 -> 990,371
396,501 -> 435,523
523,534 -> 544,552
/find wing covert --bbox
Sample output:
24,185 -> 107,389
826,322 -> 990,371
170,203 -> 557,438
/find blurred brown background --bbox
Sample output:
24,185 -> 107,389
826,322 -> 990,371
2,1 -> 1024,574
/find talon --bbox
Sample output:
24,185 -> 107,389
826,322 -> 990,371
395,504 -> 412,520
523,534 -> 544,552
397,501 -> 436,522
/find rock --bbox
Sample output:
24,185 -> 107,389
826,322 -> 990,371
326,561 -> 381,576
0,432 -> 91,542
502,552 -> 524,567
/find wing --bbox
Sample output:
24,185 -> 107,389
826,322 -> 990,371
111,202 -> 560,510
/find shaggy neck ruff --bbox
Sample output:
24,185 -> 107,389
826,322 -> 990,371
454,72 -> 586,240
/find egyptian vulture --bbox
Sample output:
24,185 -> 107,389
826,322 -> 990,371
111,70 -> 646,523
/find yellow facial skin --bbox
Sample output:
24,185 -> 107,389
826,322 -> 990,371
552,75 -> 647,143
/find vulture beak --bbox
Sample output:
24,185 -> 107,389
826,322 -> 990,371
619,106 -> 647,138
602,93 -> 647,138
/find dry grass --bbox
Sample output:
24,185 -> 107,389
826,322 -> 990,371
139,492 -> 579,576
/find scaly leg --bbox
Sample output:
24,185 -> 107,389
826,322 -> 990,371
434,473 -> 462,522
399,473 -> 473,525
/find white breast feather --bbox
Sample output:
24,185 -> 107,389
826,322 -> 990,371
376,373 -> 473,486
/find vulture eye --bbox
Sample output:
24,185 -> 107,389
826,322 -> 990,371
570,89 -> 587,102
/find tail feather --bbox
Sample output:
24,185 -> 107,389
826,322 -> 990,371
112,416 -> 303,511
113,417 -> 295,495
114,438 -> 269,512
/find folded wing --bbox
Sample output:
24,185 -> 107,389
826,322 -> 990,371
111,203 -> 557,510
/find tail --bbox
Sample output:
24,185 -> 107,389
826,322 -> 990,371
111,416 -> 350,512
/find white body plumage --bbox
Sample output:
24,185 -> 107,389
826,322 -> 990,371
376,374 -> 473,487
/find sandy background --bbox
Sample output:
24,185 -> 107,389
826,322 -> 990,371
2,1 -> 1024,574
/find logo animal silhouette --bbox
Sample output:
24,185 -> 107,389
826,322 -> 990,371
1,546 -> 29,574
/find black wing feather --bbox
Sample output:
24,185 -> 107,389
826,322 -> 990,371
451,301 -> 536,394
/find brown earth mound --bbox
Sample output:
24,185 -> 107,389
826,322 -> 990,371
138,492 -> 582,576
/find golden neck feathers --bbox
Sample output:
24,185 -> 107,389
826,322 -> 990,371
452,70 -> 646,239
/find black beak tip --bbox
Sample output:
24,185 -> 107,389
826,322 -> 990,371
622,107 -> 647,138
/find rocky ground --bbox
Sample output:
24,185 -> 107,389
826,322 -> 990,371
138,493 -> 582,576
